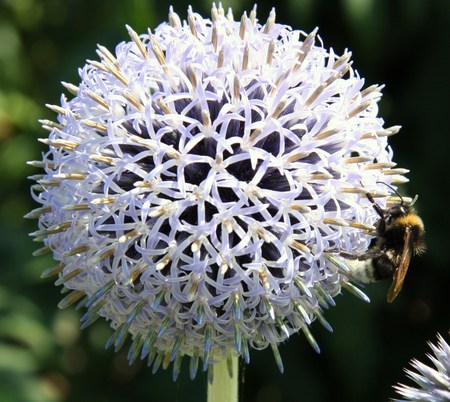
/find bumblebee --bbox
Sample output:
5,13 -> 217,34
340,187 -> 425,303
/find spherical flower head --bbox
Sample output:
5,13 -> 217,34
28,4 -> 409,379
393,334 -> 450,402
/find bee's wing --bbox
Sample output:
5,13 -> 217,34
387,227 -> 412,303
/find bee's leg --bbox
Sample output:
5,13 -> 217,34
375,217 -> 386,234
365,191 -> 385,220
338,250 -> 380,261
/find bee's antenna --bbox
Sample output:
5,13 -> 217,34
376,181 -> 404,204
410,194 -> 419,206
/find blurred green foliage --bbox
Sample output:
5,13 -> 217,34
0,0 -> 448,401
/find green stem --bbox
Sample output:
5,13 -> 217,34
207,356 -> 239,402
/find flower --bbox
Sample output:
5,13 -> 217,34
393,334 -> 450,402
28,4 -> 408,380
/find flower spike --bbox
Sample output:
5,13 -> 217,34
29,5 -> 411,379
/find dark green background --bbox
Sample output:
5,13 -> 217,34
1,0 -> 449,401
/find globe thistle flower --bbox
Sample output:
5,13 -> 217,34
27,4 -> 409,381
393,334 -> 450,402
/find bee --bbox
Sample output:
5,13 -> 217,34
339,185 -> 425,303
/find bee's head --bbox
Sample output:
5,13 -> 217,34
385,203 -> 411,222
385,193 -> 418,222
375,182 -> 418,221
